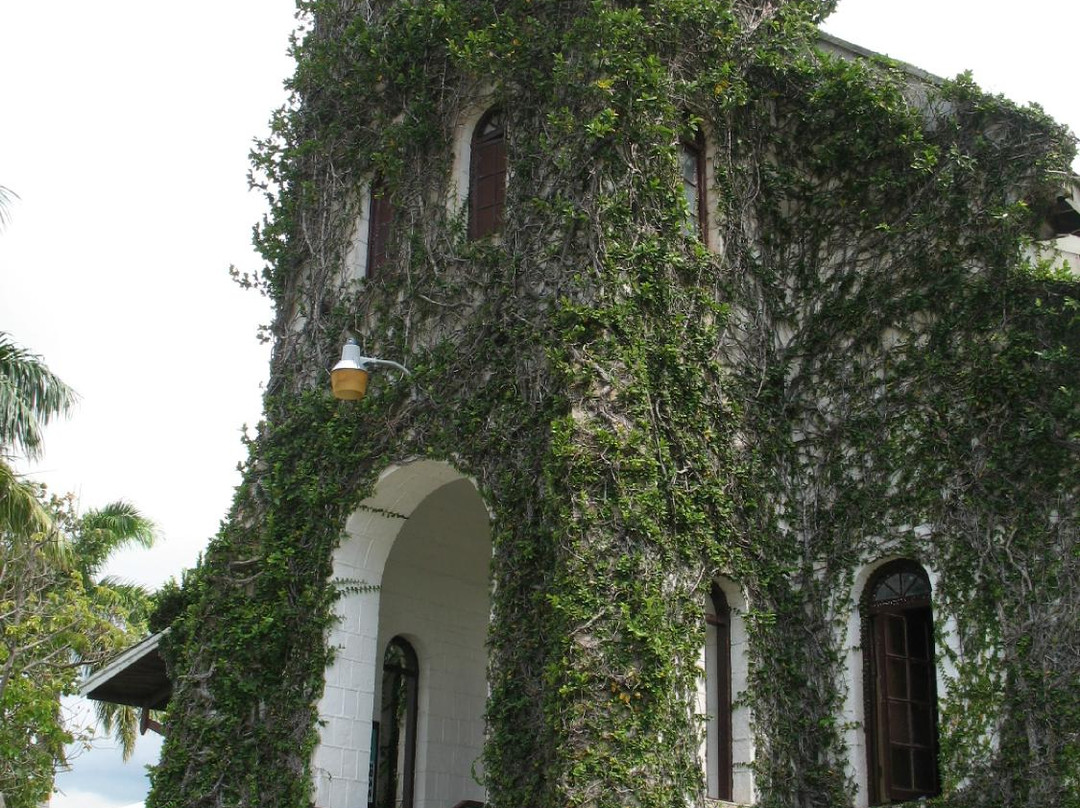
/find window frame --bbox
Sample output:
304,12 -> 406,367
468,108 -> 507,240
706,582 -> 734,801
680,128 -> 708,245
862,560 -> 941,806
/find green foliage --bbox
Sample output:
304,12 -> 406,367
154,1 -> 1079,807
0,490 -> 157,807
0,334 -> 158,804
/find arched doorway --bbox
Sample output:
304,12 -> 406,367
374,637 -> 419,808
313,462 -> 491,808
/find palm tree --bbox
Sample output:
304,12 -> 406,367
0,185 -> 17,230
0,331 -> 155,760
0,190 -> 69,541
0,331 -> 77,458
0,213 -> 157,780
0,460 -> 51,540
0,332 -> 77,543
68,499 -> 158,758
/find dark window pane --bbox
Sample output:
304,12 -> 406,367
888,701 -> 910,744
910,661 -> 932,702
887,658 -> 908,698
911,702 -> 934,746
875,572 -> 903,602
903,571 -> 931,598
913,749 -> 936,791
890,747 -> 913,790
887,615 -> 907,655
907,612 -> 930,660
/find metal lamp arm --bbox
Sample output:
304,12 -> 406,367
360,357 -> 411,376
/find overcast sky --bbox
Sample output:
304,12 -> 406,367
1,1 -> 1077,806
0,1 -> 296,805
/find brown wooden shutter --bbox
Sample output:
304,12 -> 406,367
708,584 -> 733,801
469,111 -> 506,240
367,181 -> 394,276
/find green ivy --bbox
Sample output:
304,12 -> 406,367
149,2 -> 1078,807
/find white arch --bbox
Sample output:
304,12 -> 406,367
448,95 -> 498,217
343,184 -> 375,282
313,460 -> 489,808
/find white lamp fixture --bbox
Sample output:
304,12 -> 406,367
331,338 -> 411,401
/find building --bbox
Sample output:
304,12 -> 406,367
86,5 -> 1080,808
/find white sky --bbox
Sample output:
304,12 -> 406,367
1,1 -> 1077,806
0,1 -> 296,804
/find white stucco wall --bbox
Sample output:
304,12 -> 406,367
1033,233 -> 1080,277
344,188 -> 374,283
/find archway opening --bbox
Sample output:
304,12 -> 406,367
375,477 -> 491,808
315,463 -> 491,808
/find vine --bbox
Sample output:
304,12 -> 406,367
148,2 -> 1078,807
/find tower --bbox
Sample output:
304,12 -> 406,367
140,4 -> 1080,807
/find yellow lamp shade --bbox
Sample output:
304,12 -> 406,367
331,366 -> 369,400
330,339 -> 410,400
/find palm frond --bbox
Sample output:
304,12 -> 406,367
0,459 -> 58,554
93,576 -> 155,622
0,332 -> 77,458
0,185 -> 18,230
73,501 -> 158,578
94,700 -> 139,761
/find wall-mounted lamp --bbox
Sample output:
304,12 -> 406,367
331,338 -> 412,401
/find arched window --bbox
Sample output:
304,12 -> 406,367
375,637 -> 418,808
863,561 -> 940,805
680,129 -> 707,243
469,109 -> 506,239
367,179 -> 395,276
707,583 -> 733,801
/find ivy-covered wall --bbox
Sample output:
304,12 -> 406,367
147,2 -> 1079,807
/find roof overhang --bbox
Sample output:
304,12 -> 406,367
80,630 -> 172,710
1049,193 -> 1080,236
